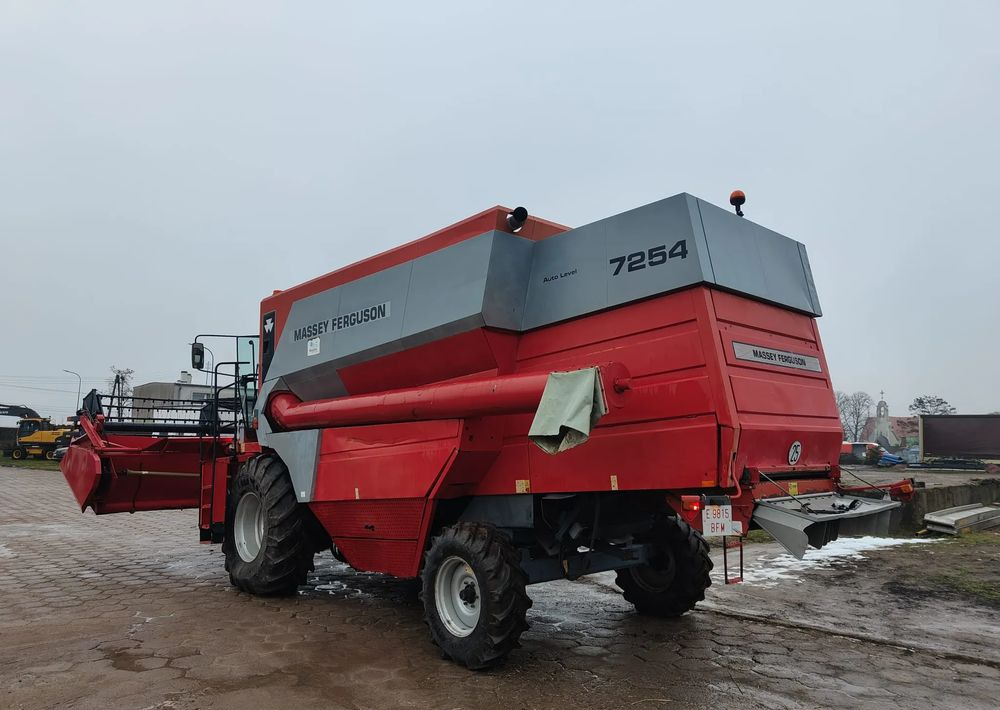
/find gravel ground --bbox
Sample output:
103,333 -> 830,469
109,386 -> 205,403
846,464 -> 997,488
1,466 -> 998,710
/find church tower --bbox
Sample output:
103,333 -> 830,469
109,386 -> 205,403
871,391 -> 898,447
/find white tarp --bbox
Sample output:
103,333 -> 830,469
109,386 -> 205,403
528,367 -> 608,454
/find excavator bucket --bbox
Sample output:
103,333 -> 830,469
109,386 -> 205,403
751,493 -> 900,559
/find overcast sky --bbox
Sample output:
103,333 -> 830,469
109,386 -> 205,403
2,2 -> 998,424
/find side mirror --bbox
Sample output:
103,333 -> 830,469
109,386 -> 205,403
191,342 -> 205,370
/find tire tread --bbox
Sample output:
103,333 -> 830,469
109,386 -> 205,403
616,517 -> 713,617
421,522 -> 531,670
223,454 -> 314,596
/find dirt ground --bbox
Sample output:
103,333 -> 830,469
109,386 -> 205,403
2,467 -> 999,710
703,532 -> 1000,665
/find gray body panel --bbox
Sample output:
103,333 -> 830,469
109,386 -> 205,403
523,194 -> 708,328
257,194 -> 822,470
263,230 -> 532,405
264,426 -> 322,502
696,199 -> 820,315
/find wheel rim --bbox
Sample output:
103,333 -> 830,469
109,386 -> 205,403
434,556 -> 481,638
45,451 -> 55,460
12,449 -> 22,460
630,548 -> 677,592
234,492 -> 265,563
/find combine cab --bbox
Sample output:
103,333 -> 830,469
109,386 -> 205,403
62,193 -> 911,668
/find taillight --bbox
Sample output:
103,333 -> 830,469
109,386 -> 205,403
681,495 -> 701,513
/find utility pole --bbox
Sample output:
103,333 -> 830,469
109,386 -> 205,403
202,346 -> 216,385
63,369 -> 82,415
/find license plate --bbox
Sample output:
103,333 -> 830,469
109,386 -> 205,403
702,504 -> 742,536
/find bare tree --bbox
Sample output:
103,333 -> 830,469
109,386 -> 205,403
107,366 -> 135,397
908,395 -> 956,416
836,390 -> 874,441
835,391 -> 850,425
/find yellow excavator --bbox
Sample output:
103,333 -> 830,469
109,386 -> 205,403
0,405 -> 74,460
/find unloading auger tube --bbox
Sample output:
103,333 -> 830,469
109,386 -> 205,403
266,365 -> 629,431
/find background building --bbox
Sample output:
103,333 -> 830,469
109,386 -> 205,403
862,396 -> 918,450
131,371 -> 214,423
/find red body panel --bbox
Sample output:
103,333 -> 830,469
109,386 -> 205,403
294,284 -> 843,577
710,290 -> 841,475
314,420 -> 461,501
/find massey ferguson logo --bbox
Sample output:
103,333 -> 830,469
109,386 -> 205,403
260,310 -> 276,380
732,342 -> 822,373
788,441 -> 802,465
293,301 -> 391,342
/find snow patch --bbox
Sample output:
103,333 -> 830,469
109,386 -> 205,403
740,536 -> 939,588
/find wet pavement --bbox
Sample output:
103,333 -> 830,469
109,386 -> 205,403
1,467 -> 998,709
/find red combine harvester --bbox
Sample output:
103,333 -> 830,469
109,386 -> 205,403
62,192 -> 911,668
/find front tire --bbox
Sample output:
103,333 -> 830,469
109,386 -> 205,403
223,454 -> 314,596
421,523 -> 531,670
616,517 -> 713,617
11,448 -> 25,460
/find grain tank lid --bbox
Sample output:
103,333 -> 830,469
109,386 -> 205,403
262,206 -> 570,309
692,196 -> 823,317
520,193 -> 822,328
260,193 -> 823,397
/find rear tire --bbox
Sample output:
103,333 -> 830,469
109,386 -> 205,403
616,517 -> 713,617
11,448 -> 25,460
44,449 -> 56,461
224,454 -> 314,596
421,523 -> 531,670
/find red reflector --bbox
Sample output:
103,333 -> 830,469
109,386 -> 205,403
681,495 -> 701,512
